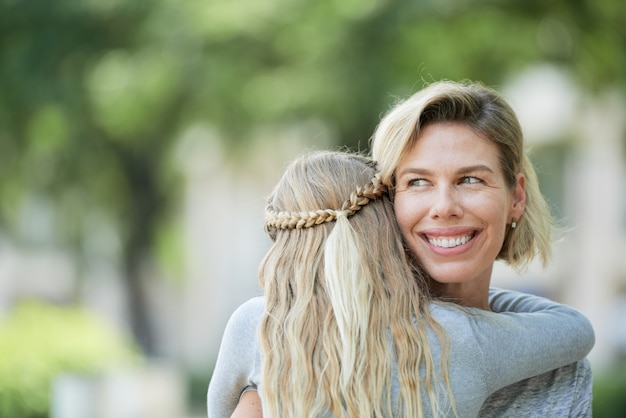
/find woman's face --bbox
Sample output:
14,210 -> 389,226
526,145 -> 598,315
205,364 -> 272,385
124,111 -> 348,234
393,122 -> 525,288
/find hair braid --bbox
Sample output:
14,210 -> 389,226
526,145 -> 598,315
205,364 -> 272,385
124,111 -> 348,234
266,174 -> 387,232
340,174 -> 386,214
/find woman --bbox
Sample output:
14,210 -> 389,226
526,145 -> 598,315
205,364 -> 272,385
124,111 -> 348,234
371,80 -> 593,416
207,150 -> 594,417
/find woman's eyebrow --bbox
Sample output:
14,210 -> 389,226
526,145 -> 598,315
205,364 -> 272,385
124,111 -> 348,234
397,164 -> 495,178
396,167 -> 431,178
457,164 -> 496,175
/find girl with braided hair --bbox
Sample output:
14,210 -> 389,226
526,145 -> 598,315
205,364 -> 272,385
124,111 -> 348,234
207,150 -> 594,418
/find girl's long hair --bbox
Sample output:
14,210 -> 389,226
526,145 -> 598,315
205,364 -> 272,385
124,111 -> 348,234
260,150 -> 452,417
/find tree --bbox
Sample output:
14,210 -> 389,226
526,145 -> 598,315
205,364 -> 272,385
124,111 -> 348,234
1,0 -> 623,354
0,1 -> 175,353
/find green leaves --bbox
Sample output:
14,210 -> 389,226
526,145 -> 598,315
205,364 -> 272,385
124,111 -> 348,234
87,48 -> 180,141
0,300 -> 140,417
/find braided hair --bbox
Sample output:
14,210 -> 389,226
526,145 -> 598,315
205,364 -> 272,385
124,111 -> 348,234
265,173 -> 387,232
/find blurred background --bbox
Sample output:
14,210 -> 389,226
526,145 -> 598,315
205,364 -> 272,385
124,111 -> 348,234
0,0 -> 625,416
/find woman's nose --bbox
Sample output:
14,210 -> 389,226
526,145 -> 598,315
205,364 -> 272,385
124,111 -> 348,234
428,186 -> 463,219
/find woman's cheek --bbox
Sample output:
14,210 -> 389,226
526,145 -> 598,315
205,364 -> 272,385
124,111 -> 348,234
394,197 -> 419,240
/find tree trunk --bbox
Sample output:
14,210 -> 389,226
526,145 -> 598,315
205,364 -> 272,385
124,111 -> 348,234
117,148 -> 164,356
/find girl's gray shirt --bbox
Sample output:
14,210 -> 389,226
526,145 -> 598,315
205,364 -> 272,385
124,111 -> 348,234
207,288 -> 594,417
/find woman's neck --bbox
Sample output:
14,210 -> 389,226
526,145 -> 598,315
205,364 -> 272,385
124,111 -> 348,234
428,279 -> 491,311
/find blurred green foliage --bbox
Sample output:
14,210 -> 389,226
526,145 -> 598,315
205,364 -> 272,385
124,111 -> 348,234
0,0 -> 624,353
0,300 -> 140,418
593,364 -> 626,418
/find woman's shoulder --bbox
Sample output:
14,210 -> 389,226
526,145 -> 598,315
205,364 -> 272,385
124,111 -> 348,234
428,302 -> 481,337
216,297 -> 265,363
224,296 -> 265,335
233,296 -> 265,316
224,296 -> 265,342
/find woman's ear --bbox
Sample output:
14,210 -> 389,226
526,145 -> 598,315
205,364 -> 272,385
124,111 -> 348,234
511,173 -> 526,220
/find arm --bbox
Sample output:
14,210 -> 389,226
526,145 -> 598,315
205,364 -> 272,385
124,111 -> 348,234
470,288 -> 595,392
207,297 -> 264,418
488,287 -> 581,314
231,390 -> 263,418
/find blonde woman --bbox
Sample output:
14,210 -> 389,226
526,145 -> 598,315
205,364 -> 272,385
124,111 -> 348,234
207,150 -> 594,418
371,80 -> 594,416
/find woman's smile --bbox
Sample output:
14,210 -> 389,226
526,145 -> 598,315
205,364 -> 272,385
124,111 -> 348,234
426,232 -> 475,249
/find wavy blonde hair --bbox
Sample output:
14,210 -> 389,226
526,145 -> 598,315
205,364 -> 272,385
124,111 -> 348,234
260,150 -> 453,417
371,80 -> 553,269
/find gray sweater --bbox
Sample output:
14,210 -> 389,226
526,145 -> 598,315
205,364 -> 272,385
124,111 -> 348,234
207,288 -> 595,417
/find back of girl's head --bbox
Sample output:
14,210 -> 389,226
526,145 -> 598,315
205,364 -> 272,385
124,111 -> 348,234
261,150 -> 418,306
371,80 -> 553,269
259,150 -> 442,417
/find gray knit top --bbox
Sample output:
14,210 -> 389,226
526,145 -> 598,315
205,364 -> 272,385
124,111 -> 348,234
207,288 -> 594,417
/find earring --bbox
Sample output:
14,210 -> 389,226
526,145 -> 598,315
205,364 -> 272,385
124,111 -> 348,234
511,218 -> 517,229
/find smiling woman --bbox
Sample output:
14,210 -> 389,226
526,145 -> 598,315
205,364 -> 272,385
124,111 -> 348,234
393,122 -> 526,309
371,80 -> 594,417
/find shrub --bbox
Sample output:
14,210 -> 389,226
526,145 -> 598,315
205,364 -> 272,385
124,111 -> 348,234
592,363 -> 626,418
0,299 -> 141,418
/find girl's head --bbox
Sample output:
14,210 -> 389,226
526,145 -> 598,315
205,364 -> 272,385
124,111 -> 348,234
371,81 -> 552,269
259,150 -> 447,417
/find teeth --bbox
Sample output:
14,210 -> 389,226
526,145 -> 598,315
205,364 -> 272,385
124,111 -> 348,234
428,234 -> 472,248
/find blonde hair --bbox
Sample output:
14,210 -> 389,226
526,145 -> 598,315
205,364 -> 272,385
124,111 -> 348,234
260,150 -> 453,417
371,80 -> 553,269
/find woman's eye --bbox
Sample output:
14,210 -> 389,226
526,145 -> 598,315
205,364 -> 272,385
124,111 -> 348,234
408,178 -> 428,187
460,176 -> 481,184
